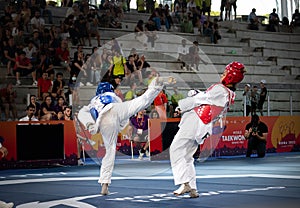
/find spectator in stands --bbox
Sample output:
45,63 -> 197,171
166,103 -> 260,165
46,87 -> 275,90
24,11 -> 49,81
137,0 -> 146,13
31,29 -> 41,51
20,1 -> 31,32
13,27 -> 26,50
202,0 -> 211,17
250,85 -> 259,116
40,28 -> 52,52
37,71 -> 52,101
149,9 -> 162,30
30,11 -> 45,33
127,109 -> 150,159
19,104 -> 39,121
244,114 -> 268,158
108,48 -> 127,80
291,9 -> 300,32
73,15 -> 89,46
212,18 -> 222,44
268,8 -> 280,32
247,8 -> 259,30
177,39 -> 189,71
126,55 -> 144,85
87,9 -> 101,47
243,84 -> 251,116
54,96 -> 67,114
149,109 -> 160,119
66,3 -> 82,18
51,72 -> 66,100
3,36 -> 17,76
36,51 -> 54,81
153,89 -> 168,119
29,94 -> 41,118
219,0 -> 226,21
187,41 -> 207,71
13,50 -> 37,86
40,95 -> 56,121
170,86 -> 184,117
137,54 -> 151,78
225,0 -> 237,21
0,82 -> 18,121
54,40 -> 71,72
62,105 -> 73,120
144,19 -> 158,49
68,51 -> 87,106
87,47 -> 102,86
39,0 -> 54,24
125,82 -> 137,101
257,79 -> 267,116
23,40 -> 38,66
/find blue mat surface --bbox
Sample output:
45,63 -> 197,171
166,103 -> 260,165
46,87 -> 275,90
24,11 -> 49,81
1,153 -> 300,208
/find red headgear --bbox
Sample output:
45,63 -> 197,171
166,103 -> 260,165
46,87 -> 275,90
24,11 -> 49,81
222,62 -> 245,86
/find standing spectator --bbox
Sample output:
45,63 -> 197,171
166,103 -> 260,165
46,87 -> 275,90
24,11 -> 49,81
3,37 -> 17,76
108,48 -> 127,79
13,51 -> 37,86
86,47 -> 102,86
19,104 -> 39,121
37,72 -> 52,101
244,114 -> 268,158
251,85 -> 259,116
30,11 -> 45,33
73,15 -> 89,46
51,72 -> 66,101
257,80 -> 267,116
268,8 -> 280,32
243,84 -> 251,116
0,82 -> 18,121
127,110 -> 150,160
153,90 -> 168,119
291,9 -> 300,28
87,9 -> 101,47
187,41 -> 207,71
219,0 -> 227,21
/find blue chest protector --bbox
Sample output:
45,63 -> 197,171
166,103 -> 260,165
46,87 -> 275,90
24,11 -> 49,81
90,94 -> 116,121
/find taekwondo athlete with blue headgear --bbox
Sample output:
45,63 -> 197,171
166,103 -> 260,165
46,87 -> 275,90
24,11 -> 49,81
77,74 -> 176,196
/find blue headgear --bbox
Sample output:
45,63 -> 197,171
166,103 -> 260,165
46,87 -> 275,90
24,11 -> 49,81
96,82 -> 114,96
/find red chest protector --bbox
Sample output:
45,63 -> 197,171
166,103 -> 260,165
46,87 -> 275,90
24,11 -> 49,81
194,105 -> 224,124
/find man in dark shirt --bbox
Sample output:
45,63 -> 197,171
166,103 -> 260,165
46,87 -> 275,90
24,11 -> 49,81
258,80 -> 267,116
244,114 -> 268,158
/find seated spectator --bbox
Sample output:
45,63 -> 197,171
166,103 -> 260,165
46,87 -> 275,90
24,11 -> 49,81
51,72 -> 66,101
39,0 -> 54,24
30,11 -> 45,33
23,40 -> 38,66
124,82 -> 137,101
149,109 -> 160,119
126,55 -> 143,85
3,36 -> 17,76
127,110 -> 150,159
36,51 -> 54,81
136,54 -> 151,78
40,95 -> 56,121
0,82 -> 18,121
73,15 -> 89,46
268,8 -> 280,32
244,114 -> 268,158
37,72 -> 52,101
177,39 -> 189,70
87,9 -> 101,47
86,47 -> 101,86
19,104 -> 39,121
247,8 -> 259,30
54,96 -> 67,114
54,40 -> 71,72
29,94 -> 41,119
62,106 -> 73,120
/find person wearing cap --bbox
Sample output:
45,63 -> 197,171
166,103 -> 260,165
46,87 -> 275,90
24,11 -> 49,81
77,75 -> 175,195
169,62 -> 246,198
258,80 -> 267,116
243,83 -> 251,116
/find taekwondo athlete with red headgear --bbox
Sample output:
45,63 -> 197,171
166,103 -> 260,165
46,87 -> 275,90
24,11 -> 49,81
169,61 -> 246,198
